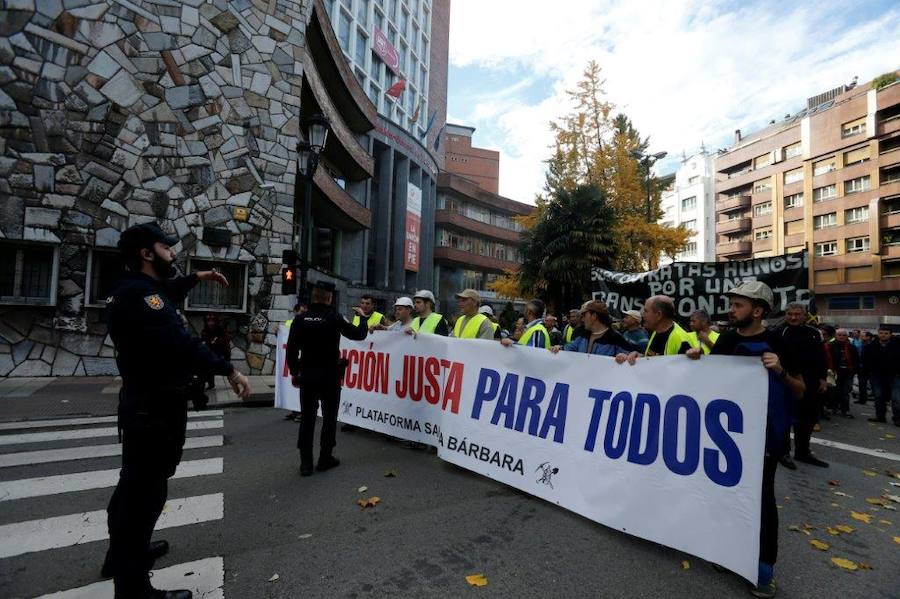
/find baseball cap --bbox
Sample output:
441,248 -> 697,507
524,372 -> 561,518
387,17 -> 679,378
726,280 -> 774,309
456,289 -> 481,302
413,289 -> 435,303
394,297 -> 414,307
623,309 -> 642,321
478,305 -> 494,316
117,222 -> 178,254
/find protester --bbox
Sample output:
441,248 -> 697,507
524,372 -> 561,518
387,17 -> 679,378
479,305 -> 503,338
451,289 -> 495,340
563,309 -> 582,344
544,314 -> 563,345
776,302 -> 828,469
383,297 -> 414,330
686,281 -> 804,599
824,328 -> 859,418
550,300 -> 634,356
620,309 -> 649,353
409,290 -> 449,335
864,326 -> 900,425
353,294 -> 385,328
687,309 -> 719,354
501,299 -> 550,349
510,316 -> 526,342
617,296 -> 694,364
854,331 -> 872,405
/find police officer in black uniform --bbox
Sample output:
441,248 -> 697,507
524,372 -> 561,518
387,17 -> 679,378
103,223 -> 251,599
286,281 -> 368,476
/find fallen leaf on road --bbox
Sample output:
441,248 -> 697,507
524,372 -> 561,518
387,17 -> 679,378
894,536 -> 900,544
466,574 -> 488,587
788,525 -> 811,536
887,470 -> 900,479
851,511 -> 872,523
384,470 -> 398,477
835,524 -> 854,533
298,533 -> 312,539
268,574 -> 280,582
831,558 -> 858,571
681,560 -> 690,570
884,494 -> 900,504
891,482 -> 900,488
858,562 -> 873,571
803,523 -> 815,531
866,498 -> 888,506
831,502 -> 840,507
826,527 -> 840,536
834,492 -> 851,497
878,519 -> 891,525
357,496 -> 381,509
884,505 -> 897,511
886,434 -> 896,439
863,470 -> 878,477
828,480 -> 840,487
810,539 -> 829,551
358,485 -> 368,493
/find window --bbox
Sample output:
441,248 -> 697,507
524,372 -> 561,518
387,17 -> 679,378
337,10 -> 351,50
841,117 -> 866,138
783,168 -> 803,185
462,270 -> 484,291
187,259 -> 248,311
682,219 -> 697,230
400,41 -> 408,74
400,8 -> 409,38
845,206 -> 869,224
784,142 -> 802,159
846,236 -> 870,253
86,250 -> 124,307
754,153 -> 772,169
755,228 -> 772,240
355,0 -> 367,24
884,195 -> 900,215
813,184 -> 836,202
753,179 -> 771,194
754,201 -> 772,216
813,157 -> 836,176
784,192 -> 804,209
814,241 -> 837,256
369,54 -> 382,81
354,28 -> 367,66
0,243 -> 58,305
687,176 -> 699,185
885,261 -> 900,277
843,146 -> 870,166
827,296 -> 875,310
884,229 -> 900,246
681,196 -> 696,211
844,175 -> 870,195
813,213 -> 837,229
682,242 -> 697,256
882,165 -> 900,185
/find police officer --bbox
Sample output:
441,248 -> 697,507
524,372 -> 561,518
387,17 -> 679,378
104,223 -> 251,599
286,281 -> 368,476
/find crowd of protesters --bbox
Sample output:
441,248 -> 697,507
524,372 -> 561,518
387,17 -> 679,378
350,284 -> 898,598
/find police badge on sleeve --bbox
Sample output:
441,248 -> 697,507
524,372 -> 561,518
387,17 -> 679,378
144,294 -> 164,310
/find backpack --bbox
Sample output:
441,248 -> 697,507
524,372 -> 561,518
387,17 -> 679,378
733,341 -> 793,457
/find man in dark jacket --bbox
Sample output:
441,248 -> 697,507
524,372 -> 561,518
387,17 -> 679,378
776,303 -> 829,468
286,281 -> 368,476
104,223 -> 250,599
824,328 -> 859,418
864,326 -> 900,425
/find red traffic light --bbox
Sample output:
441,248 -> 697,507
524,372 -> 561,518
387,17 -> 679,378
281,266 -> 297,294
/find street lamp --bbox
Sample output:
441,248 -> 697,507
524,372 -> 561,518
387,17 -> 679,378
631,150 -> 667,222
297,113 -> 330,301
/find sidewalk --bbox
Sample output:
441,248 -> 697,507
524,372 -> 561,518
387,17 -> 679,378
0,375 -> 275,423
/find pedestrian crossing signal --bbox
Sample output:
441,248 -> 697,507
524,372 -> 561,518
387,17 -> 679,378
281,266 -> 297,294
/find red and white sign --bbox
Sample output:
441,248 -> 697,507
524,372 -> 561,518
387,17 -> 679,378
373,26 -> 400,74
404,183 -> 422,272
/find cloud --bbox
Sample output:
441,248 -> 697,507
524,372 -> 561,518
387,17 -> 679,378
447,0 -> 900,203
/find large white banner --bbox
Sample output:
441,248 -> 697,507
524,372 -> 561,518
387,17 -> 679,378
276,326 -> 767,582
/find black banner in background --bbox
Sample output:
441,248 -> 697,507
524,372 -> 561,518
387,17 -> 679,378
591,251 -> 812,321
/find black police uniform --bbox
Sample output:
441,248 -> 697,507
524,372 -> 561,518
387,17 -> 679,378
285,294 -> 367,472
104,230 -> 234,597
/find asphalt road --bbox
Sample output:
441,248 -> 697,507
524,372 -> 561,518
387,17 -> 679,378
1,404 -> 898,598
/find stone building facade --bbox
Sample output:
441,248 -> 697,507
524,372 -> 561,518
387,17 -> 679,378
0,0 -> 316,377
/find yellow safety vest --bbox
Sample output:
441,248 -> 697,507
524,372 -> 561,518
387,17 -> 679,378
490,321 -> 500,334
285,319 -> 293,328
353,311 -> 384,328
687,330 -> 720,355
453,313 -> 488,339
411,313 -> 444,334
564,325 -> 575,343
645,323 -> 696,356
519,322 -> 551,349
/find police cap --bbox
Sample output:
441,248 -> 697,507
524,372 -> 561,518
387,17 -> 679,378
117,222 -> 178,255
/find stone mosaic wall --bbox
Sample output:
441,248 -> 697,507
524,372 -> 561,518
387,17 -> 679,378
0,0 -> 311,377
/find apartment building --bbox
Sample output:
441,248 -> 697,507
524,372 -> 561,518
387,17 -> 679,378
714,75 -> 900,326
659,150 -> 717,265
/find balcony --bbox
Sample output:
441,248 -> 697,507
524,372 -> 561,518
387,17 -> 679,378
312,168 -> 371,229
881,211 -> 900,230
753,237 -> 773,252
434,246 -> 521,272
717,194 -> 751,212
878,115 -> 900,136
434,209 -> 521,243
716,218 -> 751,234
717,240 -> 752,257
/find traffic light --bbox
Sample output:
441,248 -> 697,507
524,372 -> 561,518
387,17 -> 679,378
281,266 -> 297,295
282,249 -> 298,267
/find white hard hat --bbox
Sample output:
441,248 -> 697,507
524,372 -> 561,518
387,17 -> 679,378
478,305 -> 494,316
394,297 -> 414,307
726,280 -> 774,310
413,289 -> 435,303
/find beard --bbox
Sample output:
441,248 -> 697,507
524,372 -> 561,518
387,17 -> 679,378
729,313 -> 754,329
152,250 -> 177,279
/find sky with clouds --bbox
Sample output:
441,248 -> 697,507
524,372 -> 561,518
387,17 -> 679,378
446,0 -> 900,204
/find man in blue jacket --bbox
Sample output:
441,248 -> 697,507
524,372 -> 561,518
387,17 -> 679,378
550,300 -> 635,356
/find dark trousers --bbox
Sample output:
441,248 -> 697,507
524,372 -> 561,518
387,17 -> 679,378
761,455 -> 779,566
856,371 -> 868,403
297,377 -> 341,464
106,421 -> 184,593
787,392 -> 820,457
873,375 -> 900,422
833,373 -> 852,414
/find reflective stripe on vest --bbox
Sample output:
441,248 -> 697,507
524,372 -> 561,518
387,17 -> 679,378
519,323 -> 551,349
411,313 -> 443,334
453,313 -> 488,338
353,311 -> 384,328
564,325 -> 574,343
645,323 -> 696,356
687,330 -> 720,354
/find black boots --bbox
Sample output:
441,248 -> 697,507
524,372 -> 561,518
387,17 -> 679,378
102,540 -> 170,579
316,455 -> 341,472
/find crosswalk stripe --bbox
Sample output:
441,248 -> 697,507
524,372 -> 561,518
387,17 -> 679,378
0,458 -> 224,502
0,410 -> 224,431
35,556 -> 225,599
0,492 -> 224,559
0,420 -> 223,446
810,436 -> 900,463
0,435 -> 224,468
